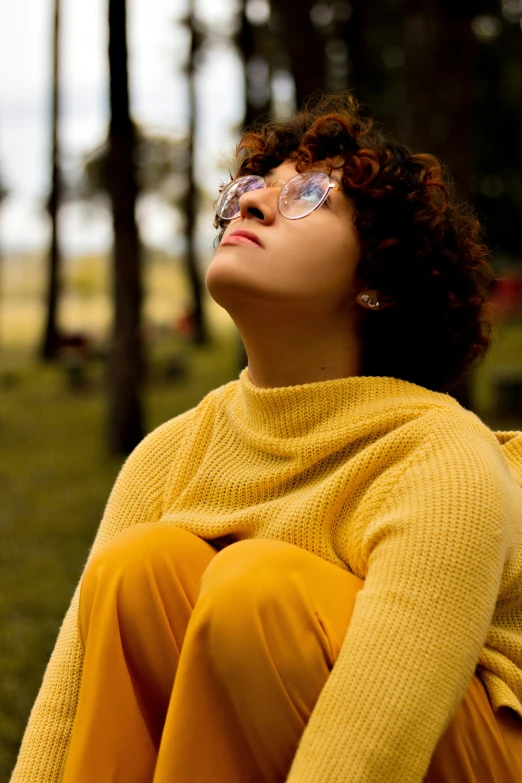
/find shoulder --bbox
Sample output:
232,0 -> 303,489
131,377 -> 241,463
111,380 -> 238,489
370,398 -> 518,509
494,431 -> 522,487
382,383 -> 506,459
408,403 -> 513,484
423,404 -> 517,481
127,405 -> 198,467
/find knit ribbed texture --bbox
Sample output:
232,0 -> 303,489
10,370 -> 522,783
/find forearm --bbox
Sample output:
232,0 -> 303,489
10,588 -> 83,783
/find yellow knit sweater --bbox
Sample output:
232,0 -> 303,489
10,370 -> 522,783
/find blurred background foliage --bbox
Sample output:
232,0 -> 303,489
1,0 -> 522,777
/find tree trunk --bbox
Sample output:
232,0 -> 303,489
239,0 -> 271,128
106,0 -> 144,454
400,0 -> 477,198
40,0 -> 62,361
185,0 -> 208,346
280,0 -> 325,109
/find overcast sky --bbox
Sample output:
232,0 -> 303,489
0,0 -> 243,252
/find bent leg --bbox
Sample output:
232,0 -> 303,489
154,538 -> 364,783
153,537 -> 522,783
63,523 -> 217,783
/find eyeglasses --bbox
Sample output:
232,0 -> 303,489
216,171 -> 343,221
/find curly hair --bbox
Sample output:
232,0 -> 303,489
215,93 -> 493,392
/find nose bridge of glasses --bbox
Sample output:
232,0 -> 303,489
239,177 -> 285,213
249,178 -> 285,197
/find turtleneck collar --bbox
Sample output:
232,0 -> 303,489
222,369 -> 461,452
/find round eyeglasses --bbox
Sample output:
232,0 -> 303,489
216,171 -> 343,221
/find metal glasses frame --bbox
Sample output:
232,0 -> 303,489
216,172 -> 343,221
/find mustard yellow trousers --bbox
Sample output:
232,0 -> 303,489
63,523 -> 522,782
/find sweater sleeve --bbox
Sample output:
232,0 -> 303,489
287,411 -> 513,783
9,409 -> 195,783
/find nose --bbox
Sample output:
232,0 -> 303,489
238,180 -> 284,225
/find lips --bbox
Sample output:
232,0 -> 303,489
221,229 -> 263,248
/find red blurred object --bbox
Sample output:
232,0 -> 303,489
174,311 -> 196,337
491,276 -> 522,318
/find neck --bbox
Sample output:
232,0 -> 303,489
231,304 -> 362,389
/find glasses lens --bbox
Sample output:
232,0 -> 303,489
216,175 -> 265,220
279,172 -> 330,219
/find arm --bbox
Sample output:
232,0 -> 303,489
288,412 -> 513,783
10,410 -> 195,783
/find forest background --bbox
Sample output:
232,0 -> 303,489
1,0 -> 522,778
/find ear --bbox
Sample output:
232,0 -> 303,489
355,290 -> 396,311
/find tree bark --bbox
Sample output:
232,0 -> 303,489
185,0 -> 208,345
239,0 -> 271,128
106,0 -> 144,454
40,0 -> 62,360
400,0 -> 477,198
280,0 -> 325,110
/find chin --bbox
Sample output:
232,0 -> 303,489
206,258 -> 248,312
207,254 -> 256,301
206,266 -> 281,320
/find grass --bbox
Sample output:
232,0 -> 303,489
0,298 -> 240,779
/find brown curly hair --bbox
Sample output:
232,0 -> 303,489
215,93 -> 493,392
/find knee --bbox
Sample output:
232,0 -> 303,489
85,524 -> 193,581
81,524 -> 211,619
198,538 -> 297,608
192,540 -> 303,663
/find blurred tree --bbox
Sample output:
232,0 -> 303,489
182,0 -> 208,345
106,0 -> 144,454
79,129 -> 188,205
470,5 -> 522,263
40,0 -> 62,361
238,0 -> 272,127
78,124 -> 212,346
283,0 -> 326,106
400,0 -> 476,198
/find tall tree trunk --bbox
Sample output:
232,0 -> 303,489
400,0 -> 476,199
185,0 -> 208,345
40,0 -> 62,360
239,0 -> 271,128
106,0 -> 144,454
281,0 -> 325,109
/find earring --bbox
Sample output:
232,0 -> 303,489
360,293 -> 381,309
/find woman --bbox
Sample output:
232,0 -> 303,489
11,94 -> 522,783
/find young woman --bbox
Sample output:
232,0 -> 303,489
11,94 -> 522,783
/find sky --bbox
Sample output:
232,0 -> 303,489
0,0 -> 244,253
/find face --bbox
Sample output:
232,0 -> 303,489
206,160 -> 362,319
